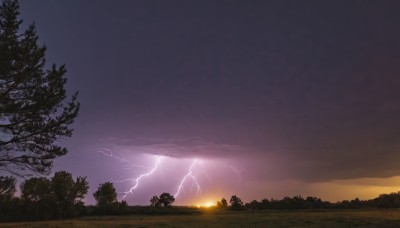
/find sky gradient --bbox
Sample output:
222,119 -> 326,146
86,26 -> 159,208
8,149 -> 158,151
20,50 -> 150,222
19,0 -> 400,205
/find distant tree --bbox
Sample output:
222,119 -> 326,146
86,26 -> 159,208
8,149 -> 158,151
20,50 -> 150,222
117,200 -> 128,214
289,195 -> 305,209
21,177 -> 51,203
305,196 -> 326,209
93,182 -> 117,206
248,200 -> 261,210
260,198 -> 270,209
20,176 -> 56,219
0,176 -> 15,198
0,0 -> 80,176
120,200 -> 128,207
370,192 -> 400,208
158,192 -> 175,207
0,176 -> 16,220
229,195 -> 243,210
19,171 -> 88,220
93,182 -> 131,215
349,197 -> 362,208
50,171 -> 88,218
2,196 -> 21,221
150,195 -> 160,207
278,196 -> 304,209
217,197 -> 228,208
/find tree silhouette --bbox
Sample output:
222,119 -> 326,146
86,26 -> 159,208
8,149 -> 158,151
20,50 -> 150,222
217,198 -> 228,208
50,171 -> 88,218
0,176 -> 16,220
0,0 -> 80,176
93,182 -> 128,215
0,176 -> 15,198
158,192 -> 175,207
19,171 -> 88,219
229,195 -> 243,210
21,177 -> 52,202
248,200 -> 261,210
93,182 -> 117,207
150,195 -> 160,207
21,177 -> 56,219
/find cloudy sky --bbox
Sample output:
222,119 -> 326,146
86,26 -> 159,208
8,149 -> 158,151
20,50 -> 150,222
19,0 -> 400,205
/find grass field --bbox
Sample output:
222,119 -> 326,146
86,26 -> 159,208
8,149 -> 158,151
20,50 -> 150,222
2,209 -> 400,227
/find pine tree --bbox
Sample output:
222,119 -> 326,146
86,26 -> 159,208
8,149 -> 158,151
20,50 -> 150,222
0,0 -> 79,175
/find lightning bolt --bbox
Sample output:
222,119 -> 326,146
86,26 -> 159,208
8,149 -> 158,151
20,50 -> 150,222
174,159 -> 201,199
96,148 -> 243,203
119,156 -> 163,199
225,165 -> 243,182
96,148 -> 145,169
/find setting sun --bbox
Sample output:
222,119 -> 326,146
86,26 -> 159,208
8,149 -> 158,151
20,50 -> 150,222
197,201 -> 216,208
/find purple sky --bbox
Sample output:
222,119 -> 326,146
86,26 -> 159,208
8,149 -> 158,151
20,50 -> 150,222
18,0 -> 400,205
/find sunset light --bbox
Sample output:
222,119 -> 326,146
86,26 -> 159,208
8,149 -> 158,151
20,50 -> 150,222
197,201 -> 216,208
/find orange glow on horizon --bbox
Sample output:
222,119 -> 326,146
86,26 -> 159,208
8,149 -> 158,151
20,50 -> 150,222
197,201 -> 216,208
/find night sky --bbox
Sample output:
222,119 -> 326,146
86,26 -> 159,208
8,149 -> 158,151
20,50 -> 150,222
20,0 -> 400,205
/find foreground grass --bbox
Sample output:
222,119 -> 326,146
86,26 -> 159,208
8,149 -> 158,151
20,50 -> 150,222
2,209 -> 400,227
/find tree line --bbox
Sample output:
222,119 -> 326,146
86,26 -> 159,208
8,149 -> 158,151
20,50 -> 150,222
0,171 -> 129,221
3,170 -> 400,222
216,193 -> 400,211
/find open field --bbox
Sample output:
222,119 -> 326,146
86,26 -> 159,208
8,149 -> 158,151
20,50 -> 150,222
2,209 -> 400,227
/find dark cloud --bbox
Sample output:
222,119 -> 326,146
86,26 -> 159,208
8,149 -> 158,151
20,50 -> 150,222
100,137 -> 249,158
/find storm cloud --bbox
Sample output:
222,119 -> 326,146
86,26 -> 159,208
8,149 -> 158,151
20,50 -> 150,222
19,0 -> 400,204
